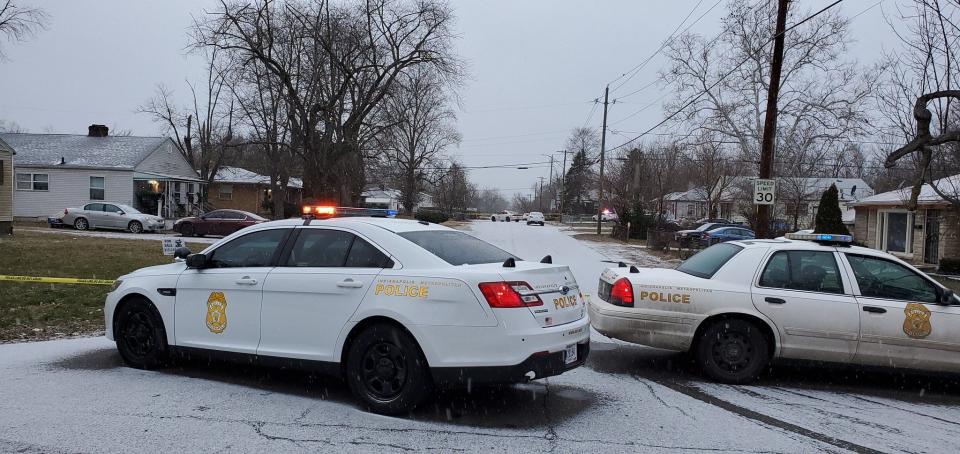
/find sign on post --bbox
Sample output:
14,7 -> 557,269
161,238 -> 186,256
753,179 -> 776,205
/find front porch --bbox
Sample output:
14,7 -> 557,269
134,174 -> 205,219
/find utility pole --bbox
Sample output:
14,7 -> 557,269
538,176 -> 546,211
541,154 -> 555,211
557,149 -> 571,219
756,0 -> 789,239
596,85 -> 610,236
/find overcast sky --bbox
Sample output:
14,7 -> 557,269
0,0 -> 900,197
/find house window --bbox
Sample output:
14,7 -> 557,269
218,184 -> 233,201
16,173 -> 48,191
878,211 -> 912,255
90,176 -> 105,200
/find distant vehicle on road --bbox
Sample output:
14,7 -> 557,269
53,202 -> 165,234
491,210 -> 518,222
173,209 -> 266,237
526,211 -> 545,226
701,226 -> 755,246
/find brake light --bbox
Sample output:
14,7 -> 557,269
478,281 -> 543,308
609,278 -> 634,307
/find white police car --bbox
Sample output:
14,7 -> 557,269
105,209 -> 589,414
590,233 -> 960,384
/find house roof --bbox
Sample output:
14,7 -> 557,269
854,174 -> 960,207
214,166 -> 303,188
0,136 -> 13,154
665,187 -> 708,202
0,132 -> 170,169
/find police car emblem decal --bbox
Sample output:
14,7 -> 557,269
903,303 -> 931,339
205,291 -> 228,334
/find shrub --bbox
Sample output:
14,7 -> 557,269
414,210 -> 449,224
814,184 -> 850,236
940,258 -> 960,275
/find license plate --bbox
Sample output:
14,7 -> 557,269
564,344 -> 577,364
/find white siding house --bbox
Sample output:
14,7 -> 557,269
1,126 -> 202,219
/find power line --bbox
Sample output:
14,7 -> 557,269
609,0 -> 720,92
608,0 -> 849,153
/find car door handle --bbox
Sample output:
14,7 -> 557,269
337,278 -> 365,288
235,277 -> 258,285
765,297 -> 786,305
863,306 -> 887,314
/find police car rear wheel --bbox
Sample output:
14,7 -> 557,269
115,298 -> 170,369
346,324 -> 431,415
695,319 -> 768,384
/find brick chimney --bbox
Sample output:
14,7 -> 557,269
87,124 -> 109,137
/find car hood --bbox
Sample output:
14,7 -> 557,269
122,262 -> 186,279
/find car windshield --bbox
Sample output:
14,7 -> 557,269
677,243 -> 743,278
117,204 -> 140,214
397,230 -> 516,265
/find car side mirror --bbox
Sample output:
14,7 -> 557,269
185,253 -> 209,269
942,289 -> 957,305
173,247 -> 192,261
118,211 -> 125,215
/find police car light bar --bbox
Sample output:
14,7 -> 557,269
784,232 -> 853,243
301,206 -> 397,219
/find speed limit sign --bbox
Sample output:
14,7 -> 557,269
753,179 -> 776,205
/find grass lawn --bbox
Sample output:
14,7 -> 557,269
0,232 -> 205,342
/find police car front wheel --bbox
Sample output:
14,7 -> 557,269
695,319 -> 769,384
345,323 -> 432,415
115,297 -> 170,369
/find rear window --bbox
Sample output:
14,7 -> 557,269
398,230 -> 516,265
677,243 -> 743,278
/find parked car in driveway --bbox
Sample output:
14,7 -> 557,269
172,209 -> 266,237
53,202 -> 165,233
674,222 -> 735,247
701,226 -> 755,246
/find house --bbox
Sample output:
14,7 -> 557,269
663,188 -> 709,220
853,175 -> 960,267
0,136 -> 13,234
209,166 -> 303,217
1,125 -> 203,220
362,187 -> 434,212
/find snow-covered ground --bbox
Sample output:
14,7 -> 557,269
1,221 -> 958,453
17,226 -> 218,244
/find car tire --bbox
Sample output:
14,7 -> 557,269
345,323 -> 432,415
505,217 -> 510,222
695,318 -> 769,384
114,297 -> 171,369
74,217 -> 89,231
181,223 -> 195,237
491,216 -> 496,222
128,221 -> 143,234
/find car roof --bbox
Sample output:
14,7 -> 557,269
251,216 -> 454,233
728,238 -> 879,255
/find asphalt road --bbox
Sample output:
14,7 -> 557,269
2,221 -> 959,453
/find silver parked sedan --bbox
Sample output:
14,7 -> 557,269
55,202 -> 165,233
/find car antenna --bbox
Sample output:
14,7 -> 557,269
502,257 -> 516,268
540,255 -> 552,264
618,261 -> 627,268
629,265 -> 640,273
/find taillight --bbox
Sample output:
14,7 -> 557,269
609,278 -> 634,307
478,281 -> 543,308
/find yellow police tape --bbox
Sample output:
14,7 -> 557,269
0,275 -> 115,286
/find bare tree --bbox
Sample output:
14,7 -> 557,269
432,161 -> 471,216
195,0 -> 461,204
138,47 -> 234,206
880,1 -> 960,209
662,0 -> 872,178
0,119 -> 25,133
377,67 -> 460,215
0,0 -> 47,59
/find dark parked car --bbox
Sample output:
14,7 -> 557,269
173,209 -> 267,237
674,222 -> 736,246
700,226 -> 755,246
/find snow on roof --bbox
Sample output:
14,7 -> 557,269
0,132 -> 167,169
214,166 -> 302,188
664,187 -> 708,202
855,174 -> 960,207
